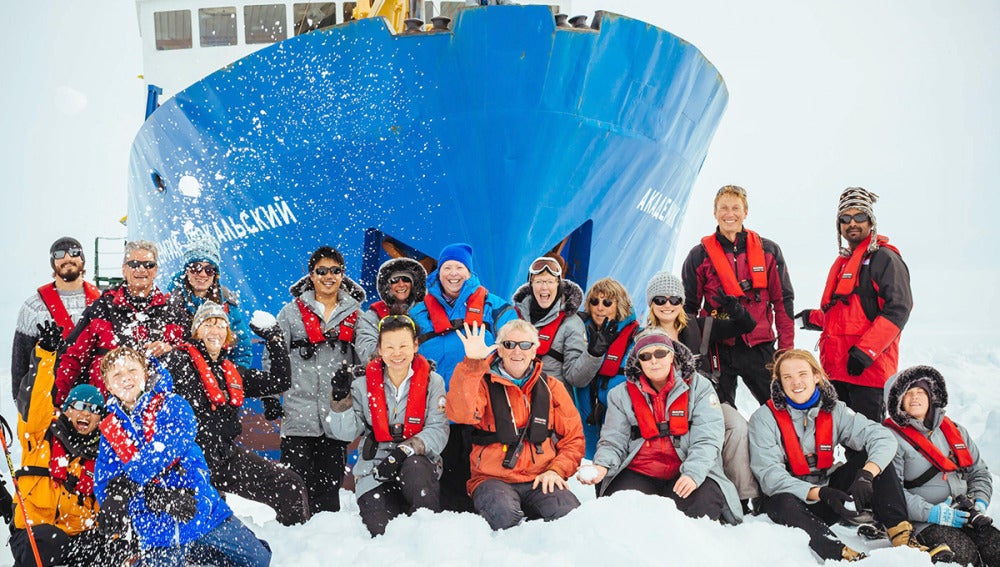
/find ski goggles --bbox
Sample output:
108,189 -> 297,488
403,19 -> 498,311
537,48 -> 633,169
186,263 -> 217,276
589,297 -> 614,308
651,296 -> 683,306
388,275 -> 412,285
500,340 -> 536,350
528,257 -> 562,278
65,400 -> 103,414
838,212 -> 870,224
312,266 -> 344,276
637,349 -> 672,362
378,314 -> 416,333
51,247 -> 83,260
125,260 -> 157,270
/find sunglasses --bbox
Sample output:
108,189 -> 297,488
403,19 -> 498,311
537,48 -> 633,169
838,212 -> 870,225
637,349 -> 672,362
312,266 -> 344,276
65,400 -> 102,414
500,340 -> 535,350
125,260 -> 157,270
186,263 -> 217,276
388,275 -> 412,285
528,257 -> 563,278
589,298 -> 614,308
52,248 -> 83,260
378,314 -> 416,332
651,296 -> 683,306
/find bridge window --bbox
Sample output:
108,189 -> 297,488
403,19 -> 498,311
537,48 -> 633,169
245,4 -> 288,44
199,7 -> 238,47
294,3 -> 337,34
154,10 -> 193,50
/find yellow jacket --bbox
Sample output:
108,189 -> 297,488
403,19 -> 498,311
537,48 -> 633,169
13,346 -> 99,535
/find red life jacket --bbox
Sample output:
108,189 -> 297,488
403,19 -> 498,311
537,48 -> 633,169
626,379 -> 690,438
48,436 -> 95,496
701,230 -> 767,297
37,282 -> 101,339
366,354 -> 431,443
597,321 -> 639,377
179,343 -> 244,409
515,306 -> 567,358
423,286 -> 488,335
296,298 -> 358,344
370,301 -> 391,320
767,399 -> 834,476
884,417 -> 973,472
821,234 -> 901,310
99,393 -> 167,464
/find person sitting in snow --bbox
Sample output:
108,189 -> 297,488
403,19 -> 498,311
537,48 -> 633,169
326,314 -> 448,536
163,301 -> 310,526
884,365 -> 1000,566
446,319 -> 584,530
10,321 -> 133,567
748,349 -> 953,563
94,346 -> 272,566
577,328 -> 744,525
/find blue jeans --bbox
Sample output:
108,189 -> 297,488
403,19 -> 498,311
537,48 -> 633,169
138,516 -> 271,567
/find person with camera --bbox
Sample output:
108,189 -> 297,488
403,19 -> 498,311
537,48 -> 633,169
884,365 -> 1000,566
326,314 -> 448,536
446,319 -> 584,530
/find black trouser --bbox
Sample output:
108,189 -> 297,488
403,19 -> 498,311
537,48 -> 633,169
471,479 -> 580,530
356,455 -> 441,536
604,469 -> 729,522
919,524 -> 1000,567
757,456 -> 909,560
717,340 -> 775,409
10,525 -> 135,567
833,381 -> 885,422
439,423 -> 475,513
280,435 -> 347,515
207,444 -> 311,526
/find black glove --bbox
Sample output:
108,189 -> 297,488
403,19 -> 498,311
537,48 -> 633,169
818,486 -> 857,522
713,294 -> 742,315
36,320 -> 64,352
846,346 -> 873,377
262,396 -> 284,420
97,475 -> 139,535
0,481 -> 13,525
145,484 -> 198,523
587,319 -> 617,357
331,360 -> 353,401
249,320 -> 283,343
848,469 -> 875,511
794,309 -> 822,331
373,447 -> 410,482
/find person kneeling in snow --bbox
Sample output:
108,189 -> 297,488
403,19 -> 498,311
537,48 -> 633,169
94,347 -> 272,566
884,365 -> 1000,566
748,349 -> 953,563
325,314 -> 448,536
577,329 -> 744,525
446,319 -> 584,530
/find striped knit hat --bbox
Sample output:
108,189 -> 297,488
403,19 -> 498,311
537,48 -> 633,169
837,187 -> 879,256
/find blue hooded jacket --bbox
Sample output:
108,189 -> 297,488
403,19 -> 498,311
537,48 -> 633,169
94,359 -> 232,549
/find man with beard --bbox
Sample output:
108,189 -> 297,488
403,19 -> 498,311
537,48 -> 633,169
795,188 -> 912,421
12,237 -> 101,400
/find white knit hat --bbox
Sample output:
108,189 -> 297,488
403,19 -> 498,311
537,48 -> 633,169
191,300 -> 229,333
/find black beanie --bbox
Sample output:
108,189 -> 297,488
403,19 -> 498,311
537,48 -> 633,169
50,236 -> 85,269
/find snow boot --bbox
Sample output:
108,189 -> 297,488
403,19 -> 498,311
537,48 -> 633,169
841,546 -> 867,562
887,521 -> 956,563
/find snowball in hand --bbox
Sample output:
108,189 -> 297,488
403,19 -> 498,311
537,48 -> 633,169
251,311 -> 277,328
577,465 -> 600,483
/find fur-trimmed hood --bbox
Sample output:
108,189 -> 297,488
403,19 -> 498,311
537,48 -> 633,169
289,273 -> 366,304
511,279 -> 585,315
623,336 -> 698,383
884,365 -> 948,427
768,374 -> 839,412
375,257 -> 427,308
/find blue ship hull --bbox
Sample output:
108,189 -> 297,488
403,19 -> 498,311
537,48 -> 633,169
128,5 -> 728,313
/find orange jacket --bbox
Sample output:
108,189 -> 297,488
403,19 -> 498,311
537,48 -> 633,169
447,357 -> 585,495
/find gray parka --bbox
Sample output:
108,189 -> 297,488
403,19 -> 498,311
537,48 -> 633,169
884,365 -> 992,531
512,280 -> 602,387
268,275 -> 364,437
749,377 -> 897,502
324,355 -> 449,497
592,339 -> 744,524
